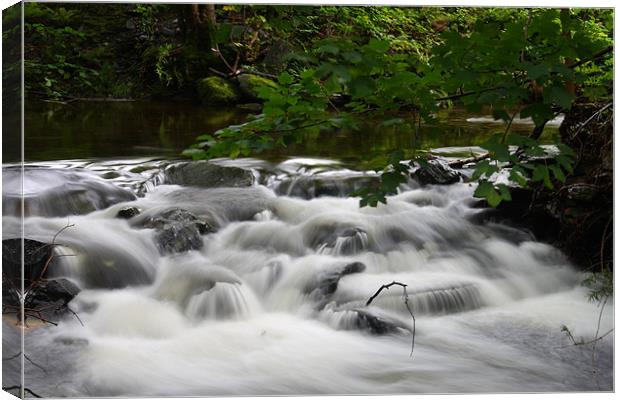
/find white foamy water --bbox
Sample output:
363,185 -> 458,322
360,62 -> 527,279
3,157 -> 613,396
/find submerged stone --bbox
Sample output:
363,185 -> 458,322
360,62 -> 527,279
276,175 -> 379,199
117,206 -> 141,219
352,309 -> 405,335
307,262 -> 367,298
312,226 -> 369,255
135,208 -> 215,255
2,167 -> 136,217
165,161 -> 254,188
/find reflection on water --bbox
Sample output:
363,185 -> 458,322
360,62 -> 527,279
6,100 -> 560,163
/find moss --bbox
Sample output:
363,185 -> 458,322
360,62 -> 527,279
196,76 -> 239,105
237,74 -> 278,101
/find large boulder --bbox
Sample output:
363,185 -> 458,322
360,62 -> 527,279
237,74 -> 278,102
2,238 -> 56,286
306,262 -> 366,298
28,278 -> 81,310
411,159 -> 461,185
196,76 -> 239,105
133,208 -> 215,255
2,168 -> 136,217
164,161 -> 254,188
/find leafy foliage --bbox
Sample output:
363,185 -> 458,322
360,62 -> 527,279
582,268 -> 613,303
469,132 -> 577,206
184,7 -> 611,207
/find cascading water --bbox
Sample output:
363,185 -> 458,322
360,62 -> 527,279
1,156 -> 613,396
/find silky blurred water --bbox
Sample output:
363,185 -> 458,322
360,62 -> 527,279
2,154 -> 612,396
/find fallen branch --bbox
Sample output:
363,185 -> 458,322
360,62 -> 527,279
448,152 -> 490,169
2,386 -> 42,398
366,281 -> 416,357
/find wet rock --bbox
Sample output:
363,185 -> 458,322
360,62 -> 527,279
276,175 -> 379,199
196,76 -> 239,105
412,159 -> 461,185
307,262 -> 366,297
165,161 -> 254,188
312,226 -> 369,255
566,183 -> 599,203
29,279 -> 81,309
2,238 -> 55,286
135,208 -> 215,254
116,206 -> 141,219
2,168 -> 136,217
236,103 -> 262,112
352,309 -> 405,335
156,187 -> 272,224
237,74 -> 278,102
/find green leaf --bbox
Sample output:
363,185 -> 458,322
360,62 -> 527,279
342,51 -> 362,63
509,166 -> 528,187
545,85 -> 575,109
365,38 -> 390,53
531,165 -> 553,188
556,155 -> 575,173
349,76 -> 375,98
482,140 -> 511,162
474,180 -> 493,198
524,62 -> 548,81
492,109 -> 511,122
520,103 -> 555,127
317,43 -> 340,55
486,188 -> 502,207
549,164 -> 566,182
278,71 -> 294,85
497,184 -> 512,201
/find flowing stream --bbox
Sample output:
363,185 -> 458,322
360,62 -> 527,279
1,154 -> 613,396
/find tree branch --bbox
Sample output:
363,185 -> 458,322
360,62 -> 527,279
366,281 -> 416,357
569,46 -> 613,69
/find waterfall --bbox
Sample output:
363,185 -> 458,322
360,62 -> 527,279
4,156 -> 613,396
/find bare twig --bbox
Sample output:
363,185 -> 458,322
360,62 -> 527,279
366,281 -> 416,357
570,103 -> 613,140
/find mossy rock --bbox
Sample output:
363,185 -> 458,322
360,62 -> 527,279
197,76 -> 239,105
237,74 -> 278,101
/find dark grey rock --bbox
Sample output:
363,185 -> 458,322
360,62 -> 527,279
566,183 -> 599,203
136,208 -> 215,255
352,309 -> 406,335
309,225 -> 369,255
29,278 -> 80,308
116,206 -> 141,219
412,159 -> 461,185
236,103 -> 262,112
3,168 -> 136,217
307,262 -> 366,298
165,161 -> 254,188
2,238 -> 55,286
276,175 -> 379,199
